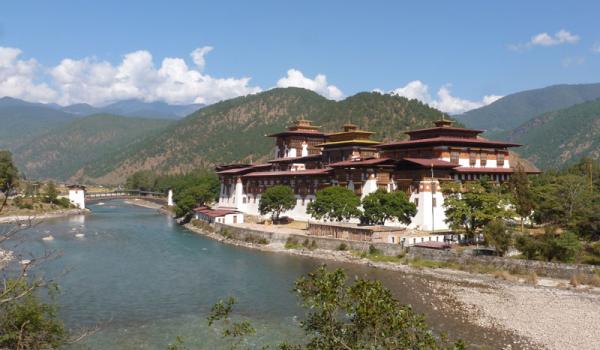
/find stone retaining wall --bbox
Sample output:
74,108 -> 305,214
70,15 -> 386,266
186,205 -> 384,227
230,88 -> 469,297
407,246 -> 598,279
211,223 -> 598,280
214,223 -> 405,256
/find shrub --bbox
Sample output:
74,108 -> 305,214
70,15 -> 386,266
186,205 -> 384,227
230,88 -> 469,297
368,244 -> 381,256
337,243 -> 348,251
284,237 -> 301,249
309,240 -> 317,250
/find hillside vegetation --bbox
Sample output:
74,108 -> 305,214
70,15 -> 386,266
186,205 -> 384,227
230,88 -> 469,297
14,114 -> 171,180
500,98 -> 600,169
81,88 -> 451,184
456,83 -> 600,132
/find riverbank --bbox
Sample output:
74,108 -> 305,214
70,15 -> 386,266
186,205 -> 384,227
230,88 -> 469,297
0,208 -> 88,224
123,199 -> 166,211
184,222 -> 600,350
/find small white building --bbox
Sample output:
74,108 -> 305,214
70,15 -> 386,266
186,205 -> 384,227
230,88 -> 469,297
193,207 -> 244,224
67,185 -> 86,209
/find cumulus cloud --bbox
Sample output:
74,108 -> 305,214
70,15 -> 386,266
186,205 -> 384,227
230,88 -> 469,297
510,29 -> 580,51
388,80 -> 501,114
50,47 -> 262,105
276,69 -> 343,100
0,47 -> 57,102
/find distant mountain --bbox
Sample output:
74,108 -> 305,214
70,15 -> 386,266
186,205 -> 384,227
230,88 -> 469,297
61,103 -> 99,116
499,98 -> 600,169
13,114 -> 172,180
0,97 -> 78,150
74,87 -> 454,184
456,83 -> 600,132
93,99 -> 205,119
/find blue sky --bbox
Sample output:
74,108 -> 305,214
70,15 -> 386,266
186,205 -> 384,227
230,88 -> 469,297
1,0 -> 599,113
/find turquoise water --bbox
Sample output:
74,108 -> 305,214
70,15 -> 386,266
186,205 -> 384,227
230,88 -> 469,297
6,201 -> 518,349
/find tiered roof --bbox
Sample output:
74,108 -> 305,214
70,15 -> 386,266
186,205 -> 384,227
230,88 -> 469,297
267,119 -> 325,137
317,123 -> 381,147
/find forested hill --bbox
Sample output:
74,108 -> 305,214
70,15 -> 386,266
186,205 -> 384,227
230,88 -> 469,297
80,88 -> 451,184
13,115 -> 172,180
455,83 -> 600,132
499,98 -> 600,169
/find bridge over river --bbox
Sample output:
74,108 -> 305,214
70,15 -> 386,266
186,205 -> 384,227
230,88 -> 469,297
67,186 -> 173,209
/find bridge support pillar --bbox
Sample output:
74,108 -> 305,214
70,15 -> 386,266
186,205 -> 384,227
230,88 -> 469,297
68,185 -> 86,209
167,189 -> 174,207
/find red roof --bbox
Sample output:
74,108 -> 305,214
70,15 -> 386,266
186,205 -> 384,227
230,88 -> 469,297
377,136 -> 521,149
327,157 -> 394,167
193,207 -> 239,218
217,163 -> 271,175
405,126 -> 484,135
400,158 -> 458,168
268,154 -> 322,163
267,130 -> 326,137
243,168 -> 333,178
454,167 -> 514,173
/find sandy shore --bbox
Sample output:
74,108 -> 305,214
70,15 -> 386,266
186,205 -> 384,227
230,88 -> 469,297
123,199 -> 165,210
0,208 -> 88,224
184,223 -> 600,350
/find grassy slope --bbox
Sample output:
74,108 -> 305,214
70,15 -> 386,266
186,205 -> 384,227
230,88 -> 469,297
500,99 -> 600,169
456,83 -> 600,132
13,114 -> 171,180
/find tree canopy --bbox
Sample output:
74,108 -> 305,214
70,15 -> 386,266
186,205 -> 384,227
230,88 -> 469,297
442,180 -> 513,238
0,150 -> 18,210
307,186 -> 361,222
360,189 -> 416,226
258,185 -> 296,222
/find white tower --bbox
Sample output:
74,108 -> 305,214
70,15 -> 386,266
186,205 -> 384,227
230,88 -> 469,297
68,185 -> 86,209
409,179 -> 448,231
167,189 -> 174,207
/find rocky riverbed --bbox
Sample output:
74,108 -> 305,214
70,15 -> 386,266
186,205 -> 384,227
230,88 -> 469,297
184,223 -> 600,350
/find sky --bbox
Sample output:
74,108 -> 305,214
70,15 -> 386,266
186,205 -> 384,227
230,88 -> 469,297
1,0 -> 599,113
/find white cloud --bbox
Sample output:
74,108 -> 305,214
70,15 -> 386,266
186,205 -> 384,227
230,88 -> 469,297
276,69 -> 343,100
510,29 -> 580,50
49,48 -> 262,105
388,80 -> 501,114
190,46 -> 213,71
0,47 -> 57,103
592,43 -> 600,53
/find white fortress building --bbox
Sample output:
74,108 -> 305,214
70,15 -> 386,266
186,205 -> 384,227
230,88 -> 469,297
215,118 -> 536,231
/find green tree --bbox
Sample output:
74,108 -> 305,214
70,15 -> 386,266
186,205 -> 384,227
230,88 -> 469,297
532,173 -> 600,238
125,170 -> 157,191
483,220 -> 512,256
203,266 -> 465,350
545,232 -> 582,263
307,186 -> 360,222
258,185 -> 296,223
0,280 -> 67,349
174,181 -> 220,218
0,150 -> 19,211
44,181 -> 59,204
360,189 -> 417,225
442,181 -> 513,240
509,164 -> 535,232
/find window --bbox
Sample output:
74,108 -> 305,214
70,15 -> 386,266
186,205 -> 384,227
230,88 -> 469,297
469,152 -> 477,166
432,198 -> 437,207
414,198 -> 419,206
450,151 -> 459,164
497,153 -> 505,166
480,152 -> 487,166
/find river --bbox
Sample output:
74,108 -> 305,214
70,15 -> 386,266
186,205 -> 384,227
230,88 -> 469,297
5,201 -> 519,349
